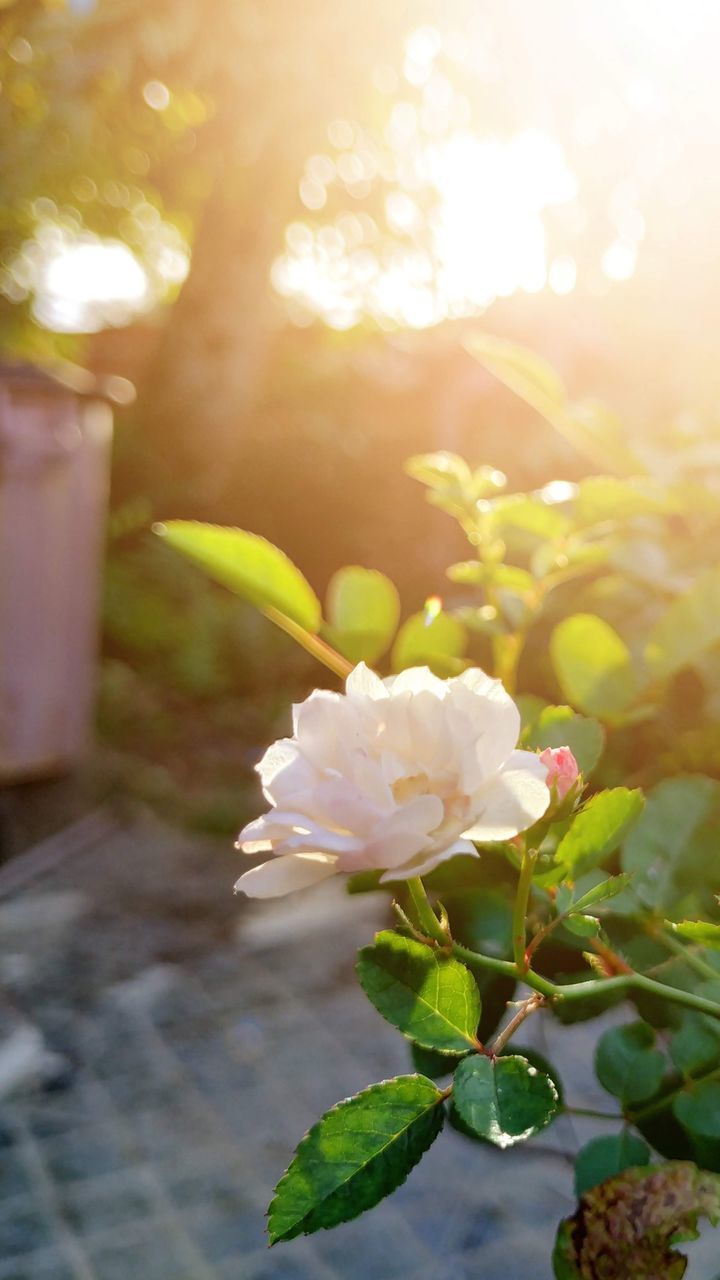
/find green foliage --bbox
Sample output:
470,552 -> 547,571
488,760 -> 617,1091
391,608 -> 467,675
574,1133 -> 651,1197
550,614 -> 639,719
152,338 -> 720,1270
554,788 -> 645,878
673,1082 -> 720,1169
523,705 -> 604,776
502,1045 -> 565,1107
405,452 -> 506,522
356,932 -> 481,1053
595,1022 -> 666,1105
452,1053 -> 558,1148
570,874 -> 633,914
645,565 -> 720,680
267,1074 -> 445,1243
465,333 -> 644,474
573,476 -> 674,527
158,521 -> 322,633
324,565 -> 400,664
463,333 -> 567,426
622,776 -> 720,912
553,1163 -> 720,1279
410,1044 -> 463,1078
563,913 -> 600,938
492,492 -> 572,542
670,982 -> 720,1074
670,920 -> 720,951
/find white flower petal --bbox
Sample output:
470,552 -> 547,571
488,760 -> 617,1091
345,662 -> 387,700
387,666 -> 448,698
302,775 -> 387,836
379,839 -> 478,882
456,667 -> 502,697
256,738 -> 298,789
453,682 -> 521,780
281,828 -> 363,855
236,811 -> 311,853
259,746 -> 318,806
235,853 -> 338,898
463,752 -> 550,842
360,794 -> 445,870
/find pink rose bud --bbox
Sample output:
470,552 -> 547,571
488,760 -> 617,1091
539,746 -> 580,802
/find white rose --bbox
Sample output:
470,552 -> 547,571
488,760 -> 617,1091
235,663 -> 550,897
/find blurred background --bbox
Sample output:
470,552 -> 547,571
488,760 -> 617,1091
3,4 -> 720,1278
2,0 -> 720,841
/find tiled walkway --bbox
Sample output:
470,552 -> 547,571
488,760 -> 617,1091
0,809 -> 718,1279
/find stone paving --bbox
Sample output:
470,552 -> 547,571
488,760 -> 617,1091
0,807 -> 718,1279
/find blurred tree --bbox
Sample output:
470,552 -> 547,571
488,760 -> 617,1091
0,0 -> 422,488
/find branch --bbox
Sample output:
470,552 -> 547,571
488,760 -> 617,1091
490,994 -> 545,1056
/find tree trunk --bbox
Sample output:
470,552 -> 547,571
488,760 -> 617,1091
138,149 -> 293,510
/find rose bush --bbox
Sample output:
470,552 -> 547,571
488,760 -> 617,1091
158,337 -> 720,1276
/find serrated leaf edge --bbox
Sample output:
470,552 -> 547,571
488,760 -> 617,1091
356,932 -> 482,1054
267,1073 -> 444,1245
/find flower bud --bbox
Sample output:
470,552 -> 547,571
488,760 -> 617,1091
539,745 -> 581,803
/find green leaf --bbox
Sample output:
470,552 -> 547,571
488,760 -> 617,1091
356,931 -> 481,1053
563,913 -> 600,938
452,1053 -> 558,1148
404,450 -> 474,492
622,776 -> 720,911
491,493 -> 572,542
464,333 -> 567,421
668,920 -> 720,951
267,1074 -> 444,1243
391,609 -> 467,675
550,614 -> 639,718
574,476 -> 674,527
324,565 -> 400,664
404,453 -> 506,522
670,981 -> 720,1074
645,565 -> 720,681
410,1043 -> 463,1079
555,789 -> 645,878
574,1133 -> 651,1197
523,704 -> 605,775
673,1081 -> 720,1169
446,559 -> 485,585
571,874 -> 633,914
553,1162 -> 720,1279
502,1045 -> 565,1107
446,561 -> 535,594
517,693 -> 546,729
559,399 -> 646,476
156,522 -> 321,632
345,869 -> 384,895
595,1022 -> 666,1105
556,884 -> 574,915
464,334 -> 643,474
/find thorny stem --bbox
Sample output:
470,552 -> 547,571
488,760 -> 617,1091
658,926 -> 719,983
512,845 -> 536,972
408,877 -> 720,1021
588,937 -> 633,976
525,914 -> 563,965
405,878 -> 450,947
490,995 -> 545,1056
450,939 -> 720,1020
